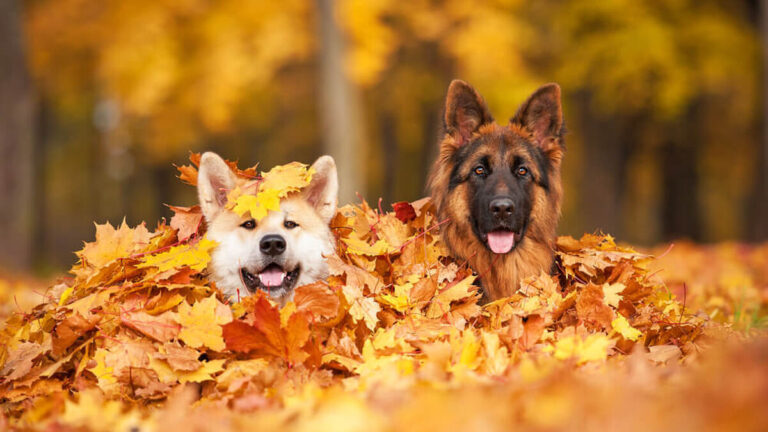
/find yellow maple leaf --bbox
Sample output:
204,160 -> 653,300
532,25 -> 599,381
449,329 -> 482,374
177,359 -> 226,383
426,275 -> 477,318
62,390 -> 126,430
137,237 -> 217,272
258,161 -> 315,194
88,348 -> 117,390
481,331 -> 510,375
547,334 -> 613,364
224,162 -> 313,221
378,274 -> 419,312
231,188 -> 281,221
343,237 -> 399,256
148,356 -> 226,384
176,296 -> 233,351
78,220 -> 152,268
611,315 -> 642,341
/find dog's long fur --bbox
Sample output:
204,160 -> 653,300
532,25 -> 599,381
197,152 -> 338,304
428,80 -> 565,300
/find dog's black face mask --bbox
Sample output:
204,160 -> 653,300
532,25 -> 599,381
451,132 -> 550,254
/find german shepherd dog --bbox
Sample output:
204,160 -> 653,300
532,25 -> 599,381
428,80 -> 565,300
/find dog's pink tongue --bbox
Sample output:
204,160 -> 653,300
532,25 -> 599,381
487,231 -> 515,254
258,268 -> 285,287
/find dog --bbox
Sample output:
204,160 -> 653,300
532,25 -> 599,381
428,80 -> 565,301
196,152 -> 338,304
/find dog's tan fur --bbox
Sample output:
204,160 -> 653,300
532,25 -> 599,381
197,152 -> 338,304
428,80 -> 565,300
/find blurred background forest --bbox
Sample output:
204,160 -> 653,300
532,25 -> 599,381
1,0 -> 767,274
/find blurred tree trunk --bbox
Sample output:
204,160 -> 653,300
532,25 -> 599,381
0,0 -> 36,271
660,103 -> 702,241
315,0 -> 365,204
577,92 -> 631,238
749,0 -> 768,240
380,111 -> 397,204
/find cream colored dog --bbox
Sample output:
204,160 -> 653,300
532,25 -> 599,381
197,152 -> 338,304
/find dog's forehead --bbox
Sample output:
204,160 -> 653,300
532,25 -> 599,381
467,128 -> 536,165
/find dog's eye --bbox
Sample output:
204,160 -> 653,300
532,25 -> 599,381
240,219 -> 256,230
284,220 -> 298,229
473,165 -> 486,176
516,166 -> 529,177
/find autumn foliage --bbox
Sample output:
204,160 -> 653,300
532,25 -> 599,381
1,156 -> 767,431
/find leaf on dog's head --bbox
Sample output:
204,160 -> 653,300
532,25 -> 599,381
225,162 -> 314,221
259,162 -> 314,195
176,152 -> 258,186
230,188 -> 281,221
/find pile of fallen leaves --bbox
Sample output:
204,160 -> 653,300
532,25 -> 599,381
1,156 -> 766,431
649,241 -> 768,333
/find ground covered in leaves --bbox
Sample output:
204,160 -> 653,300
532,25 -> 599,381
1,158 -> 767,431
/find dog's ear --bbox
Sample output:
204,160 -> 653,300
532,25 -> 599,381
444,80 -> 494,146
510,83 -> 564,151
197,152 -> 237,222
304,155 -> 338,224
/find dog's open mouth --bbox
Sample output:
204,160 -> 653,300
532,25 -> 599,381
240,264 -> 300,293
485,228 -> 524,254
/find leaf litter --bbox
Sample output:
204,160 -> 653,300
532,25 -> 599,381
1,155 -> 766,431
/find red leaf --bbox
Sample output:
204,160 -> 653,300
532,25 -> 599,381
222,321 -> 277,356
392,201 -> 417,223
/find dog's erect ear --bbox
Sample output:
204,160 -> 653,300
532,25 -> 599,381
197,152 -> 237,222
303,155 -> 338,224
444,80 -> 494,146
510,83 -> 564,149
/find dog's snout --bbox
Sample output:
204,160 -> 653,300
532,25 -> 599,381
489,197 -> 514,219
260,234 -> 286,256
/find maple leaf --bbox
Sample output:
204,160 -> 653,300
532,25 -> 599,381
426,275 -> 477,319
78,220 -> 152,268
294,282 -> 341,322
167,205 -> 203,241
176,296 -> 233,351
138,236 -> 217,273
0,342 -> 42,382
121,310 -> 180,343
342,284 -> 381,331
52,313 -> 100,356
223,294 -> 313,364
611,315 -> 642,341
258,161 -> 314,194
602,283 -> 626,308
343,237 -> 399,256
154,343 -> 201,372
230,188 -> 281,221
89,348 -> 118,390
176,152 -> 258,186
547,334 -> 614,364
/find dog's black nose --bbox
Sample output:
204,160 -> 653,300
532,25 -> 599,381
260,234 -> 286,256
490,198 -> 514,219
